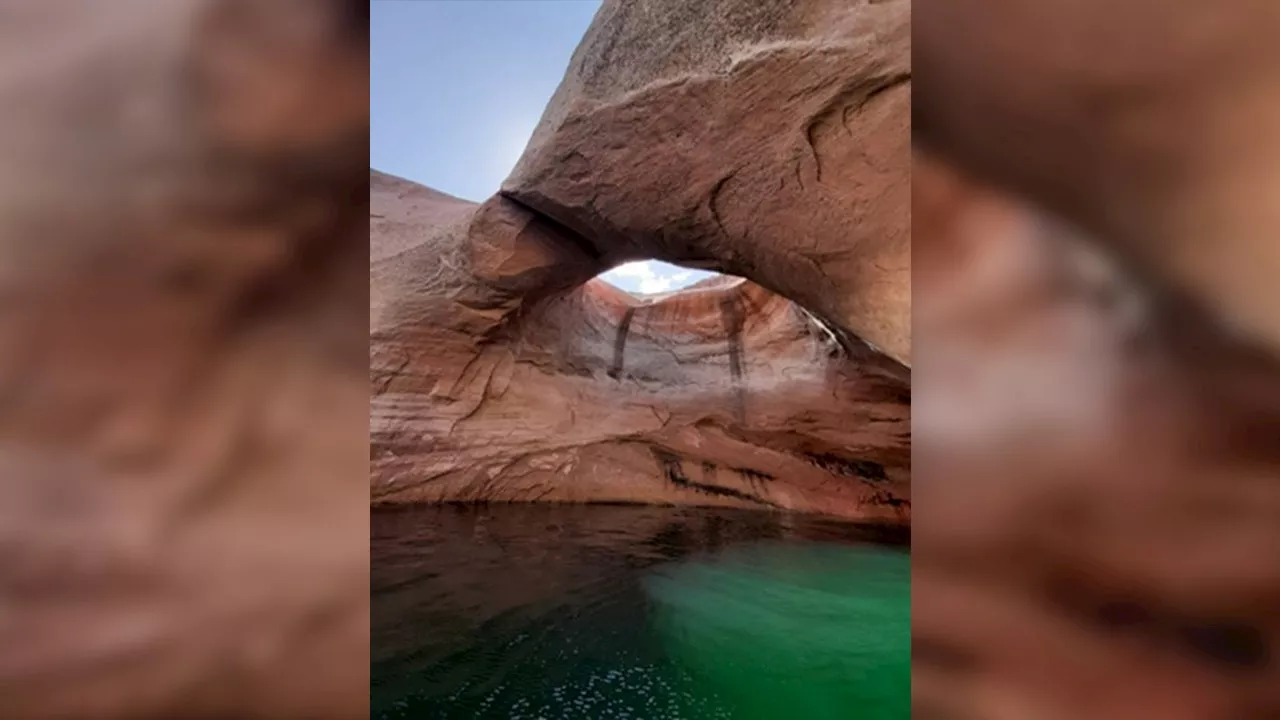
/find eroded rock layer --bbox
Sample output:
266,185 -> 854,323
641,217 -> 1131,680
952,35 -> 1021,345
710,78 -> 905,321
370,170 -> 910,522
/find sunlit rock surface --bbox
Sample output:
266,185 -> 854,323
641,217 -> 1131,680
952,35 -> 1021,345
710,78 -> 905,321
370,0 -> 911,522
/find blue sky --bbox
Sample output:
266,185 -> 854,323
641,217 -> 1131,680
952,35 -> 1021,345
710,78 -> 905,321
371,0 -> 713,294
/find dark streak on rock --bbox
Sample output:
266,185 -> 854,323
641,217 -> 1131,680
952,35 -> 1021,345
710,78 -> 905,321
708,171 -> 735,240
651,447 -> 773,506
719,294 -> 746,422
448,351 -> 487,398
863,73 -> 909,105
866,490 -> 909,516
810,71 -> 910,180
733,466 -> 774,493
732,467 -> 775,483
608,307 -> 637,379
804,121 -> 823,183
809,453 -> 889,482
1177,620 -> 1270,671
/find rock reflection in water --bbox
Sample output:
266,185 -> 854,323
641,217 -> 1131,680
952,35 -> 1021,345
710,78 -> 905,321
372,504 -> 907,719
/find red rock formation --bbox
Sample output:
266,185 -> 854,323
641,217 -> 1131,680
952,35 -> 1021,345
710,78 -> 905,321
371,0 -> 911,522
505,0 -> 911,365
371,170 -> 910,522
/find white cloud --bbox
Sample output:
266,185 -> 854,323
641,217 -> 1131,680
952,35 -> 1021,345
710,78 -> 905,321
600,261 -> 716,295
638,275 -> 675,294
604,261 -> 652,279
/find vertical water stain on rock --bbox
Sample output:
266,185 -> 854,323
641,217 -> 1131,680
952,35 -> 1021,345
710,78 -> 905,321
719,293 -> 747,422
608,306 -> 637,379
651,447 -> 771,506
701,460 -> 718,481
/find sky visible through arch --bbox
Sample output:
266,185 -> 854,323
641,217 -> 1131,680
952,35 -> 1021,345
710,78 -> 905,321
371,0 -> 715,295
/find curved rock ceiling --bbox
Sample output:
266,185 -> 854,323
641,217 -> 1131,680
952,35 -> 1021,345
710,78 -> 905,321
371,170 -> 909,521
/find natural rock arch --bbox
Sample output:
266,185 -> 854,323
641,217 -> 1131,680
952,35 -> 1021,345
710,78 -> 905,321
370,0 -> 911,522
371,170 -> 910,521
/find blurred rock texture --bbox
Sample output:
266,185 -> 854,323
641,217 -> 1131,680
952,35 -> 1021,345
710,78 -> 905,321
370,0 -> 912,521
915,1 -> 1280,717
0,1 -> 369,717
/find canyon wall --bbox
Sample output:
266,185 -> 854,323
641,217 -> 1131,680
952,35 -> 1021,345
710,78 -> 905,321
370,171 -> 909,521
370,0 -> 912,521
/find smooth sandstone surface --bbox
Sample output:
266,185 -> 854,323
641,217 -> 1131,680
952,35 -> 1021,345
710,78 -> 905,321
371,170 -> 910,522
505,0 -> 911,365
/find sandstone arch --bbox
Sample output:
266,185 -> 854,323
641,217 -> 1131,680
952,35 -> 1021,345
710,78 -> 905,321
371,0 -> 911,521
371,167 -> 909,521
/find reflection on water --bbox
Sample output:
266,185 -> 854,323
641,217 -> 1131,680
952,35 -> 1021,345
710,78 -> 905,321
372,504 -> 909,720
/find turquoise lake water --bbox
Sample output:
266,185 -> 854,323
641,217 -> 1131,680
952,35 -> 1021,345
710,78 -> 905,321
372,504 -> 909,719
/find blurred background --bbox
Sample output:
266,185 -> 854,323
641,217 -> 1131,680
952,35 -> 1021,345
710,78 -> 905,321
0,1 -> 369,716
913,1 -> 1280,717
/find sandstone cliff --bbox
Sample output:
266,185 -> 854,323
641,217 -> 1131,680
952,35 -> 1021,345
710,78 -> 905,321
371,170 -> 910,522
370,0 -> 911,521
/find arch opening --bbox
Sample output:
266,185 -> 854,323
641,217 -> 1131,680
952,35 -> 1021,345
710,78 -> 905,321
596,259 -> 726,296
371,174 -> 911,521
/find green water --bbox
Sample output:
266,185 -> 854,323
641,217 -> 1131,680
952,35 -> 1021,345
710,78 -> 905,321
372,504 -> 908,719
646,542 -> 909,719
